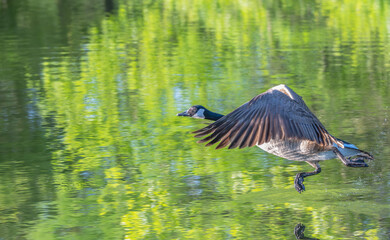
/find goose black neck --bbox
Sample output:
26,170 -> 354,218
205,110 -> 224,121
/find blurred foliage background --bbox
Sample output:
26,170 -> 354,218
0,0 -> 389,239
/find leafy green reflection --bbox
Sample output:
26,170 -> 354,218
29,0 -> 390,239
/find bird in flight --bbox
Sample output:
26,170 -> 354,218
177,84 -> 373,193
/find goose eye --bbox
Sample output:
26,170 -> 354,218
188,107 -> 197,115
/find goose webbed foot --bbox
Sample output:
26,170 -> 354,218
294,173 -> 306,193
347,156 -> 369,167
294,161 -> 321,193
333,148 -> 369,167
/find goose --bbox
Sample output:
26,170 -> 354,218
177,84 -> 373,193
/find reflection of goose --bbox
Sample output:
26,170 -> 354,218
177,84 -> 373,193
294,223 -> 319,240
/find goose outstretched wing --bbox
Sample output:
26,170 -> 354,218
193,87 -> 342,149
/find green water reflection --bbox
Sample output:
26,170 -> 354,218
1,0 -> 390,239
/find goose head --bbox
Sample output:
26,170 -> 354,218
177,105 -> 223,121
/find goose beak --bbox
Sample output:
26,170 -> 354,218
177,111 -> 190,117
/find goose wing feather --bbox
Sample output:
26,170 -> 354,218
193,89 -> 342,149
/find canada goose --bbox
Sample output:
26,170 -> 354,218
177,84 -> 373,193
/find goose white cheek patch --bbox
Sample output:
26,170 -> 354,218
193,109 -> 205,119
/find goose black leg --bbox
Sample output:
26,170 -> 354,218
294,161 -> 321,193
333,148 -> 368,167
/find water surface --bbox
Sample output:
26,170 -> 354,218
1,0 -> 390,239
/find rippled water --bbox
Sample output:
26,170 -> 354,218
1,0 -> 390,239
